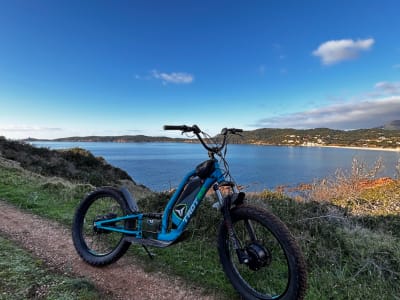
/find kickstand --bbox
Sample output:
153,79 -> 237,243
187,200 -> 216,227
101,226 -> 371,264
142,245 -> 155,260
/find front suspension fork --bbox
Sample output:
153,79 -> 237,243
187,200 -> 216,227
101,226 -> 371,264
214,184 -> 249,264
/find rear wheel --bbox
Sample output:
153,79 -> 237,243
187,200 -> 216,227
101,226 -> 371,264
218,205 -> 307,299
72,188 -> 132,266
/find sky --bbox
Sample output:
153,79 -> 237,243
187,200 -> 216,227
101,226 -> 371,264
0,0 -> 399,139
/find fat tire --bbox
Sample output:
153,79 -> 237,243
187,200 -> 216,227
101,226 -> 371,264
218,205 -> 307,300
72,188 -> 131,266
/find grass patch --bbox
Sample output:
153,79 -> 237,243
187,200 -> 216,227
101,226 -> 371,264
0,235 -> 104,300
0,164 -> 91,225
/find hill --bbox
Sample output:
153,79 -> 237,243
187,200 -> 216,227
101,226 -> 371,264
0,136 -> 143,187
223,127 -> 400,148
52,135 -> 185,143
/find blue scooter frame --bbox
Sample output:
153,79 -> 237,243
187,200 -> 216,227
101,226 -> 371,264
94,159 -> 227,244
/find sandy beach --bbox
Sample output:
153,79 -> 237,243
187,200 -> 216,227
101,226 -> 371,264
310,145 -> 400,152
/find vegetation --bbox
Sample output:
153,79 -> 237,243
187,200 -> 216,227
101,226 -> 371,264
226,127 -> 400,148
0,136 -> 134,186
0,138 -> 399,299
0,235 -> 104,299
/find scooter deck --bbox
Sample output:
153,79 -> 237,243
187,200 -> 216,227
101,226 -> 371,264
123,230 -> 191,248
123,236 -> 174,248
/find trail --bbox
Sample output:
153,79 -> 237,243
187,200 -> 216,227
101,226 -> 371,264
0,200 -> 216,299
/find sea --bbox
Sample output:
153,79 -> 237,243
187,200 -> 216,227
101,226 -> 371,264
31,141 -> 400,192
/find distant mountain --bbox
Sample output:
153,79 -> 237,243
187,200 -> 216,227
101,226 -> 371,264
22,126 -> 400,148
384,120 -> 400,130
51,135 -> 186,143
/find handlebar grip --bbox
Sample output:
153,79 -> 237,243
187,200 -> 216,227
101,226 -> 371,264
163,125 -> 187,131
228,128 -> 243,133
163,124 -> 201,133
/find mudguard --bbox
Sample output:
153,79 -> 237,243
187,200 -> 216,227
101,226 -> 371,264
120,187 -> 139,212
99,186 -> 139,213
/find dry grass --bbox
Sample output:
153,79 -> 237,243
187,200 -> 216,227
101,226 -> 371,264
303,157 -> 384,203
299,158 -> 400,219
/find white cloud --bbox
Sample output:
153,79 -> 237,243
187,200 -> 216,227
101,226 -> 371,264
375,81 -> 400,95
0,125 -> 62,132
312,38 -> 375,65
151,70 -> 194,84
254,81 -> 400,130
255,96 -> 400,129
0,125 -> 63,139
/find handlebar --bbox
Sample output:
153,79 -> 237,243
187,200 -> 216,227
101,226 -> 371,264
163,124 -> 243,154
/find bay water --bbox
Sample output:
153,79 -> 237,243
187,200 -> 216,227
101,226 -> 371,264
31,142 -> 400,192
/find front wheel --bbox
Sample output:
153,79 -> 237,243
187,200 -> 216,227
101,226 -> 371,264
218,205 -> 307,300
72,188 -> 132,266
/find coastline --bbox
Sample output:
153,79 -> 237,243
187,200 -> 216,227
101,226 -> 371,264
305,144 -> 400,152
30,139 -> 400,152
249,141 -> 400,152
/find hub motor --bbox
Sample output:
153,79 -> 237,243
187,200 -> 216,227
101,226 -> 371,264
246,242 -> 271,271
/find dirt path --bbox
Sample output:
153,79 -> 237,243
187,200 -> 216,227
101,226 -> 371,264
0,200 -> 216,299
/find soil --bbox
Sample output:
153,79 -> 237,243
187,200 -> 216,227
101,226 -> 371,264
0,200 -> 216,299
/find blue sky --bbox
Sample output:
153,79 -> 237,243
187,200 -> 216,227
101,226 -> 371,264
1,0 -> 399,139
